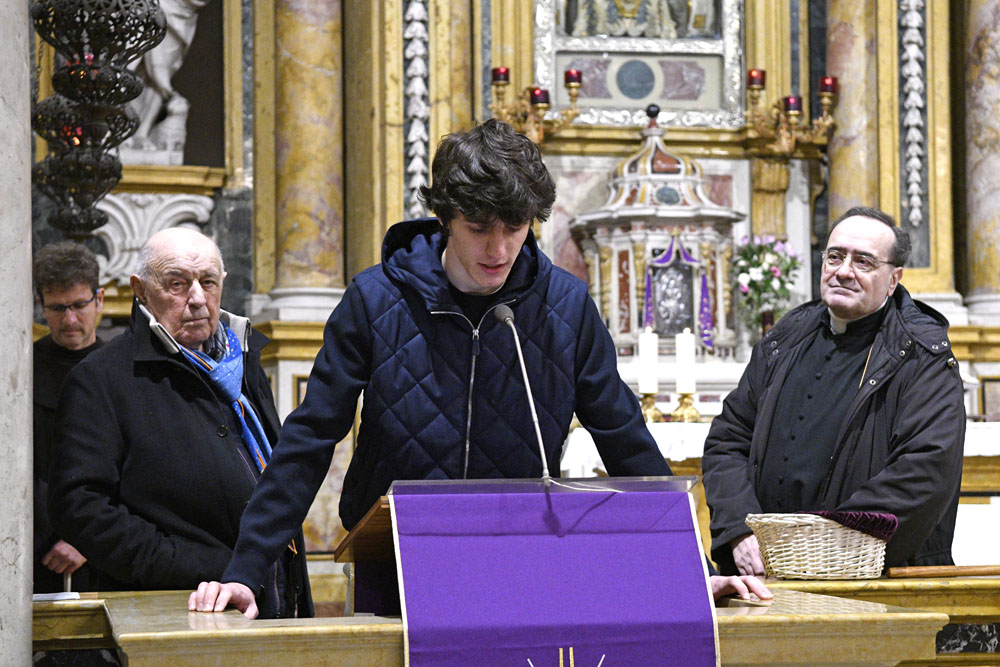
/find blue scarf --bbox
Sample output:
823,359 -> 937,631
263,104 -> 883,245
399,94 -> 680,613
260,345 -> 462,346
180,324 -> 273,472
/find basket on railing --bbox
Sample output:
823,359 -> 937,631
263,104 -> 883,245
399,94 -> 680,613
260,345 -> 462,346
745,513 -> 888,580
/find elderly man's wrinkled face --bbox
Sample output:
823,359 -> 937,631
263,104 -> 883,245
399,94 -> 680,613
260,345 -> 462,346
133,234 -> 225,350
820,216 -> 903,321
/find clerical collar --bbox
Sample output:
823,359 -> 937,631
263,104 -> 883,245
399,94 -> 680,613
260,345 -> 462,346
827,297 -> 889,335
440,247 -> 507,296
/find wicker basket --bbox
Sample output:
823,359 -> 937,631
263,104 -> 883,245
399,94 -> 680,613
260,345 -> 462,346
744,513 -> 886,580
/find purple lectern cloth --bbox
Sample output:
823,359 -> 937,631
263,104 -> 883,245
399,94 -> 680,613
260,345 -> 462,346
391,488 -> 717,667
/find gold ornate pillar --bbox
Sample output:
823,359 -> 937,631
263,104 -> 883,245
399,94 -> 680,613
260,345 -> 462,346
965,0 -> 1000,323
826,0 -> 879,220
744,1 -> 817,241
868,1 -> 959,312
252,0 -> 349,551
598,243 -> 613,324
745,1 -> 793,113
429,0 -> 475,143
633,237 -> 647,328
490,0 -> 534,95
343,1 -> 404,279
750,157 -> 791,239
273,0 -> 344,292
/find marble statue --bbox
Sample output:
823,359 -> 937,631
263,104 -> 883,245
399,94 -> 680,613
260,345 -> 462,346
124,0 -> 210,160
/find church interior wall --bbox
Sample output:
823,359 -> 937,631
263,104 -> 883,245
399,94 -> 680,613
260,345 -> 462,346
24,0 -> 1000,562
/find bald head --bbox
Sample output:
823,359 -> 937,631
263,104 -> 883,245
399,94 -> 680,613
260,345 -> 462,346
130,228 -> 226,350
136,228 -> 224,281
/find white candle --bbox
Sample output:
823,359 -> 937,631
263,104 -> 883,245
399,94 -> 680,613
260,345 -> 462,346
637,327 -> 659,394
675,328 -> 696,395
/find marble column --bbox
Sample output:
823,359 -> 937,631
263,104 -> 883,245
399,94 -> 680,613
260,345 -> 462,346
826,0 -> 879,221
0,1 -> 32,661
267,0 -> 345,320
251,0 -> 348,556
965,0 -> 1000,325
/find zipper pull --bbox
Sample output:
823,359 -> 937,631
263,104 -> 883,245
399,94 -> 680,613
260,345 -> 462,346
472,328 -> 481,356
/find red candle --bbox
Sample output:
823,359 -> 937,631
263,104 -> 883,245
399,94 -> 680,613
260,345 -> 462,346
564,68 -> 582,85
783,95 -> 802,112
491,66 -> 510,83
819,75 -> 838,94
747,68 -> 766,88
530,88 -> 550,105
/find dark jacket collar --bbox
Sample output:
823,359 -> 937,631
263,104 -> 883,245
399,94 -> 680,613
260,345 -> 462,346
763,285 -> 951,357
129,298 -> 270,362
380,218 -> 547,311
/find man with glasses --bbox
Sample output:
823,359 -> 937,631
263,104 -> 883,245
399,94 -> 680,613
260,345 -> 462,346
703,206 -> 965,576
48,227 -> 311,618
33,242 -> 105,592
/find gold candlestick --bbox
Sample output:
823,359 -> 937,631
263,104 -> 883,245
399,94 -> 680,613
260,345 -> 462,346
489,68 -> 581,145
670,393 -> 701,423
641,393 -> 665,423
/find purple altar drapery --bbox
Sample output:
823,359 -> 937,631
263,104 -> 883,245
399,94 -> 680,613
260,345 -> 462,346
390,482 -> 718,666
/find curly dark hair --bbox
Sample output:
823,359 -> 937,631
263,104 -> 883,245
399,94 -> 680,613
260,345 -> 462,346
829,205 -> 911,267
419,119 -> 556,230
33,242 -> 100,301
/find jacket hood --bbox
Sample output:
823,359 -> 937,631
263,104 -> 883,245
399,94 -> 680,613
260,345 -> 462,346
380,218 -> 546,310
888,285 -> 953,354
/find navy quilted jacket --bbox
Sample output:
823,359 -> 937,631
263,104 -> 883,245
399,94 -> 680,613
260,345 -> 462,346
225,219 -> 668,592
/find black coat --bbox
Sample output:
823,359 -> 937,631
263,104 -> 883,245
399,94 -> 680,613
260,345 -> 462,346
49,302 -> 312,618
33,334 -> 103,593
703,286 -> 965,573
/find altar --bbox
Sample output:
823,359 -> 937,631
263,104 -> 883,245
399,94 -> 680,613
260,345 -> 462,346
33,589 -> 947,666
768,576 -> 1000,665
562,422 -> 1000,566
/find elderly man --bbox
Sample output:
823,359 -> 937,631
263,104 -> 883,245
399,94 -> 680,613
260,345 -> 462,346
191,119 -> 769,618
703,206 -> 965,576
33,242 -> 105,593
49,227 -> 311,618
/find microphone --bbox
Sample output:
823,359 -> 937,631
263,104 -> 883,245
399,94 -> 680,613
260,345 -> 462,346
494,305 -> 550,480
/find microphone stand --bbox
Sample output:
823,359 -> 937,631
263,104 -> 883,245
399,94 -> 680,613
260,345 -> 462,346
495,306 -> 551,482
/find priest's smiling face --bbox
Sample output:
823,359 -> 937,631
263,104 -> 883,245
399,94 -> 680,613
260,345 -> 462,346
820,215 -> 903,321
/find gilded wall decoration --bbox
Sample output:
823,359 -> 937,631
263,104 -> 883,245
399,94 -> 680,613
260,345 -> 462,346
899,0 -> 928,236
534,0 -> 743,127
404,1 -> 430,218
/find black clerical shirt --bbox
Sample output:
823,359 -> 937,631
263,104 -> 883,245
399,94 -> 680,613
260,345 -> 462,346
757,305 -> 887,513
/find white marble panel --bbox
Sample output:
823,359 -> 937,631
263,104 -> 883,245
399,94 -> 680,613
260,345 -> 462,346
0,0 -> 33,659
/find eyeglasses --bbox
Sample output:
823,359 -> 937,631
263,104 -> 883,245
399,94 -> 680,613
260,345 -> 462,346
41,290 -> 98,315
821,249 -> 895,273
